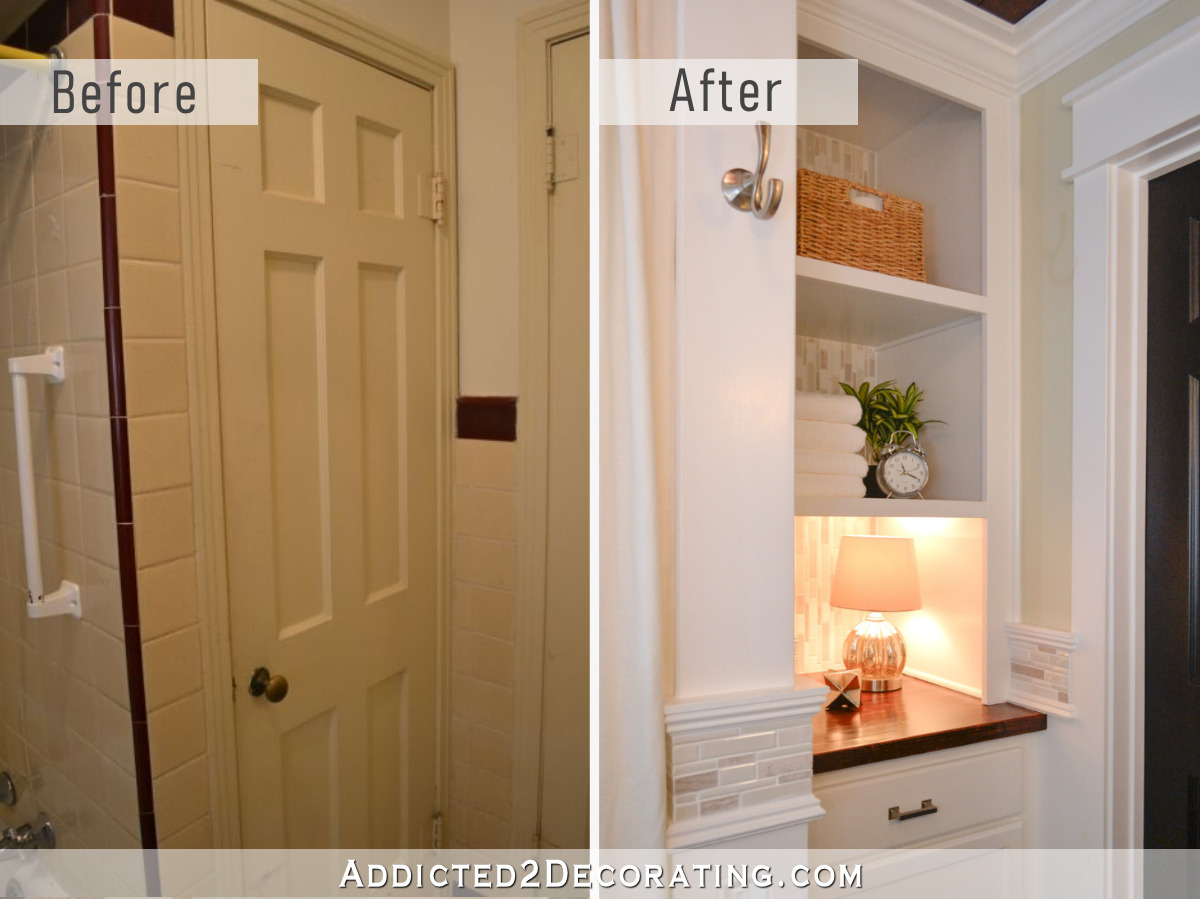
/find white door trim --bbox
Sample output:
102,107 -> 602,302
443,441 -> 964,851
512,0 -> 589,848
175,0 -> 458,847
1065,16 -> 1200,875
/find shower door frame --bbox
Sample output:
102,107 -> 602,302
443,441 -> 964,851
175,0 -> 458,847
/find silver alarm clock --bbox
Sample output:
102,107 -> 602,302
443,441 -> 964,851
875,430 -> 929,499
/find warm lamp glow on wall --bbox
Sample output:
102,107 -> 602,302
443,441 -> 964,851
831,535 -> 922,692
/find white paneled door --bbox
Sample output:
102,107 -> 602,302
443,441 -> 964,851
208,1 -> 439,847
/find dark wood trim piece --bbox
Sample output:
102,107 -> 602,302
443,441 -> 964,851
457,396 -> 518,442
806,674 -> 1048,775
969,0 -> 1048,25
26,0 -> 69,52
112,0 -> 173,35
93,10 -> 158,852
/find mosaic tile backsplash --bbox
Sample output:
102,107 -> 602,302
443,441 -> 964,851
668,718 -> 815,822
1005,623 -> 1077,718
793,338 -> 877,673
795,336 -> 876,396
797,129 -> 877,187
794,516 -> 877,674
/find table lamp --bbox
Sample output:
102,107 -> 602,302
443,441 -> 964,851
830,535 -> 922,692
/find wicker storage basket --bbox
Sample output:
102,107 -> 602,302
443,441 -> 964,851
796,169 -> 926,282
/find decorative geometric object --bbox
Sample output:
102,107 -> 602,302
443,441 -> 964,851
824,669 -> 862,711
831,535 -> 923,691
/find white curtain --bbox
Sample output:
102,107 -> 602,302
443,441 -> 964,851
599,0 -> 675,850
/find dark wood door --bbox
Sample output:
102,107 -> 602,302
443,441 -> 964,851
1146,158 -> 1200,849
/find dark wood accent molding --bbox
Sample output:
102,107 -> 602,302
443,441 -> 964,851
92,11 -> 158,857
966,0 -> 1050,25
112,0 -> 173,35
804,674 -> 1047,774
457,396 -> 518,442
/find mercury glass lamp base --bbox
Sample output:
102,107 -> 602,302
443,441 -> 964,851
841,611 -> 907,692
859,675 -> 904,692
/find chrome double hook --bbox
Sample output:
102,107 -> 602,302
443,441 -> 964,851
722,121 -> 783,220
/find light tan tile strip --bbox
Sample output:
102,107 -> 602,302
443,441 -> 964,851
448,438 -> 519,849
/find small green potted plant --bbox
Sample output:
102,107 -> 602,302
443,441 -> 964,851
839,379 -> 943,497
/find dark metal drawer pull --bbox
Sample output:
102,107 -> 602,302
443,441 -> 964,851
888,799 -> 937,821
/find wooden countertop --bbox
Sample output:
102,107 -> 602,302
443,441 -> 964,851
801,673 -> 1047,774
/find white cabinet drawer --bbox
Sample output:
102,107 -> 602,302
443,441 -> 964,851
808,745 -> 1021,849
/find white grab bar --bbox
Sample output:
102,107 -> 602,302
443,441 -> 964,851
8,347 -> 81,619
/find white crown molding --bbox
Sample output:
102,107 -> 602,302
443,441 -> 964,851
664,680 -> 828,735
798,0 -> 1171,95
666,794 -> 824,850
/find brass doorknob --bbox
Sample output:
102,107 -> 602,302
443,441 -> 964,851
248,667 -> 289,703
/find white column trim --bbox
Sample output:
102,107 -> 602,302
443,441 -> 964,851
664,682 -> 827,850
664,680 -> 828,735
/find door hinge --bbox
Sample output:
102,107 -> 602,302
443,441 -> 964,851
545,124 -> 556,193
432,174 -> 446,225
419,173 -> 447,225
431,811 -> 444,849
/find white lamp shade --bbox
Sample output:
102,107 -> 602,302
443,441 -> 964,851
830,535 -> 922,612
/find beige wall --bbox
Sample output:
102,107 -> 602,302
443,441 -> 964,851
0,22 -> 141,849
450,0 -> 557,396
1019,0 -> 1200,629
320,0 -> 547,396
317,0 -> 548,396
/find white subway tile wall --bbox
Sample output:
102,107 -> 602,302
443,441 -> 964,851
0,23 -> 139,848
449,438 -> 519,848
794,337 -> 877,673
667,718 -> 815,821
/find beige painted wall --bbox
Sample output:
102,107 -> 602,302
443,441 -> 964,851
313,0 -> 552,397
450,0 -> 560,396
1020,0 -> 1200,629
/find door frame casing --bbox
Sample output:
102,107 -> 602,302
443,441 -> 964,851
1065,12 -> 1200,874
512,0 -> 589,848
175,0 -> 458,847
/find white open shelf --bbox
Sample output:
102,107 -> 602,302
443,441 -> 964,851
793,495 -> 986,518
796,256 -> 985,347
797,39 -> 985,295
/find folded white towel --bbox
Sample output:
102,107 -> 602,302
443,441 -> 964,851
795,391 -> 862,425
795,473 -> 867,498
794,420 -> 866,454
795,449 -> 868,478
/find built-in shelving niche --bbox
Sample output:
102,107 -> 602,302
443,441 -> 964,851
793,32 -> 1003,707
795,260 -> 985,508
797,38 -> 985,297
794,34 -> 989,509
793,516 -> 986,699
